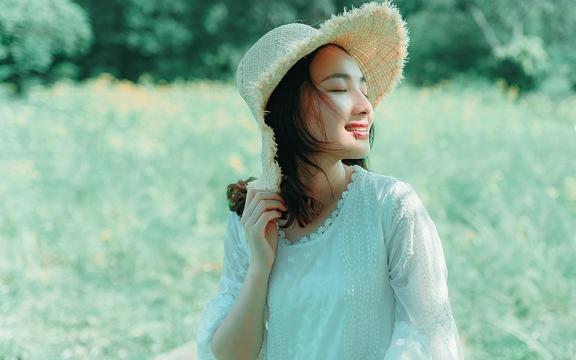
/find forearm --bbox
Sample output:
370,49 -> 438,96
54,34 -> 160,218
211,265 -> 271,360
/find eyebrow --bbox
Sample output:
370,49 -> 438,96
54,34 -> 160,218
320,73 -> 366,83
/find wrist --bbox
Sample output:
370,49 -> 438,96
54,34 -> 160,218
248,263 -> 272,278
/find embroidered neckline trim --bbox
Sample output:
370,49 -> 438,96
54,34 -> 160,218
277,164 -> 362,247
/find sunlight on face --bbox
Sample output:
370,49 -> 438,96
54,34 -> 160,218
307,44 -> 374,161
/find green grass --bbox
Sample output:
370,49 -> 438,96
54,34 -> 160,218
0,75 -> 575,359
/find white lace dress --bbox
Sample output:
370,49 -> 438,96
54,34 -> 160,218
196,164 -> 465,359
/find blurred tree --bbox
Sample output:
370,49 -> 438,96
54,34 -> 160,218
73,0 -> 338,81
464,0 -> 552,91
365,0 -> 575,92
540,0 -> 576,91
2,0 -> 574,93
0,0 -> 92,94
73,0 -> 194,80
196,0 -> 336,80
406,6 -> 491,86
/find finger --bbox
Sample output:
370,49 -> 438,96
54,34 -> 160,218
257,191 -> 285,204
243,188 -> 265,224
243,189 -> 261,224
246,197 -> 286,230
245,191 -> 284,222
245,199 -> 264,229
246,187 -> 256,206
255,210 -> 282,231
268,199 -> 288,212
258,200 -> 287,219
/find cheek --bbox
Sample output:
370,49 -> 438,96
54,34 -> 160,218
328,97 -> 350,115
312,99 -> 352,139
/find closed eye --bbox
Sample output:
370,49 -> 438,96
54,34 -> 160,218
329,89 -> 369,98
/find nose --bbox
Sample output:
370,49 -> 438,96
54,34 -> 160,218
352,88 -> 373,119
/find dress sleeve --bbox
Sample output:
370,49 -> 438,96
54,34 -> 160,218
195,211 -> 251,360
383,181 -> 465,359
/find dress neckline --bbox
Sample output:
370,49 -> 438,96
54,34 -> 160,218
277,164 -> 362,247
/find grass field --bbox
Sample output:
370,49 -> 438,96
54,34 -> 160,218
0,75 -> 575,359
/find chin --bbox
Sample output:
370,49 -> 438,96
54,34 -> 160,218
344,148 -> 370,159
334,137 -> 370,157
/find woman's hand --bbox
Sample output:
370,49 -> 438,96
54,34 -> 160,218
241,188 -> 287,273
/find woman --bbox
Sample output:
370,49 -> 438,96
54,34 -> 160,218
196,2 -> 464,359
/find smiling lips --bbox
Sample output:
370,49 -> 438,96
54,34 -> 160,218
345,122 -> 370,139
346,126 -> 368,132
346,127 -> 369,139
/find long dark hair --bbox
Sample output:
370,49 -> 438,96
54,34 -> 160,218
227,43 -> 375,229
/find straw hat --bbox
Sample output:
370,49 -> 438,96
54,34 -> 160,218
235,1 -> 409,192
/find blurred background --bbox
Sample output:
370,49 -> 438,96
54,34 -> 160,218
0,0 -> 574,359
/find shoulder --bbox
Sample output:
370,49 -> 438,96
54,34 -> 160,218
357,166 -> 413,205
359,167 -> 426,219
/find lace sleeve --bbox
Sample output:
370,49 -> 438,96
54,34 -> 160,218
383,181 -> 465,359
195,211 -> 251,360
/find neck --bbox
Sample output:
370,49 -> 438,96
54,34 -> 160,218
298,160 -> 351,205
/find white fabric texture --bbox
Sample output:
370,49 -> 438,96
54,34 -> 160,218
196,165 -> 464,359
195,208 -> 253,360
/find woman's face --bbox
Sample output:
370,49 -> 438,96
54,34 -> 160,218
306,44 -> 374,161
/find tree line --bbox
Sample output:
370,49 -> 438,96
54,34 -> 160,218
1,0 -> 574,94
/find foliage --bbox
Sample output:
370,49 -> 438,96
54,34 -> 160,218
1,0 -> 576,92
487,34 -> 550,91
405,8 -> 490,86
73,0 -> 194,80
396,0 -> 574,91
0,0 -> 92,93
72,0 -> 336,81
